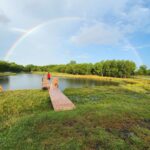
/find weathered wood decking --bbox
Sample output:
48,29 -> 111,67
42,76 -> 75,111
42,75 -> 50,90
49,84 -> 75,111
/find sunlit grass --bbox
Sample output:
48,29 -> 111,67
0,72 -> 16,77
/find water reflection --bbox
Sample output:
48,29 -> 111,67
58,77 -> 118,90
0,76 -> 10,90
0,74 -> 118,91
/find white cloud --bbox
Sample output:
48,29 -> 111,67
10,27 -> 27,33
118,4 -> 150,33
0,9 -> 9,24
71,23 -> 123,45
0,0 -> 129,28
69,1 -> 150,46
1,0 -> 150,33
0,0 -> 149,65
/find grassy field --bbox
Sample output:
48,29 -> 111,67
0,76 -> 150,150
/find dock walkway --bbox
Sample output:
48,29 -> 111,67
49,84 -> 75,111
42,76 -> 75,111
42,75 -> 50,89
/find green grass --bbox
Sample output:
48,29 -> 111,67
0,77 -> 150,150
134,75 -> 150,80
0,72 -> 16,77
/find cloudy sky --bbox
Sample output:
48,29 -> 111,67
0,0 -> 150,67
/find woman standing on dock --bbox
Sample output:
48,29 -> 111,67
47,72 -> 51,80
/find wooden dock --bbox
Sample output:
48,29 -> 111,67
42,75 -> 50,90
49,84 -> 75,111
42,76 -> 75,111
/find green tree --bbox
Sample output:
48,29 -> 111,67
147,69 -> 150,75
137,65 -> 147,75
69,60 -> 77,65
0,61 -> 10,72
94,62 -> 104,76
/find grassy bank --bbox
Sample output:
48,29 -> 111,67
34,72 -> 150,91
32,71 -> 74,77
134,75 -> 150,80
0,72 -> 16,77
0,77 -> 150,150
33,71 -> 150,81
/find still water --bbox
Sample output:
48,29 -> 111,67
0,74 -> 117,91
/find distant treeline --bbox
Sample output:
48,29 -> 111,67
0,61 -> 25,72
0,60 -> 150,78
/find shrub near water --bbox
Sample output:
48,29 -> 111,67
0,77 -> 150,150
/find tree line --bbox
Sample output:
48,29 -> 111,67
0,61 -> 25,72
0,60 -> 150,78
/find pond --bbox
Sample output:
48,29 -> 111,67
0,74 -> 118,91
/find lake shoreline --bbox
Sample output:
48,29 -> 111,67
0,72 -> 150,92
0,72 -> 16,77
1,73 -> 121,91
1,71 -> 150,81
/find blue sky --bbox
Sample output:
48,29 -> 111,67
0,0 -> 150,67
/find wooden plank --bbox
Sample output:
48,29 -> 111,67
42,75 -> 50,90
42,76 -> 75,111
49,81 -> 76,111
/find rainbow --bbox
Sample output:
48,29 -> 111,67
4,17 -> 82,61
124,40 -> 143,66
4,17 -> 143,66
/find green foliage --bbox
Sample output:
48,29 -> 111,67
0,61 -> 10,72
69,60 -> 77,65
0,59 -> 149,77
0,61 -> 24,73
147,69 -> 150,75
65,63 -> 94,75
93,62 -> 103,75
136,65 -> 148,75
58,60 -> 136,77
94,60 -> 136,78
24,64 -> 36,72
